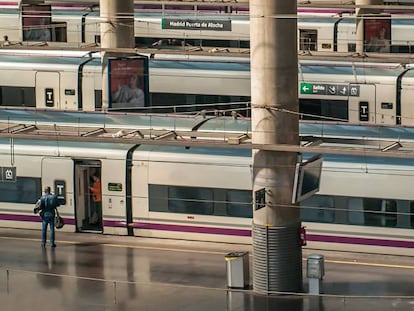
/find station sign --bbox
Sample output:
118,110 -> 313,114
300,83 -> 360,97
162,18 -> 232,31
0,166 -> 16,182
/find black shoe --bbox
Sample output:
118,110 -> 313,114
51,244 -> 56,248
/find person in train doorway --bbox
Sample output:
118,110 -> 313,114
37,186 -> 59,248
89,175 -> 102,225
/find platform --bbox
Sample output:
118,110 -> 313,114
0,228 -> 413,311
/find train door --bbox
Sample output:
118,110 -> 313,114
399,77 -> 414,126
347,84 -> 376,124
41,157 -> 73,219
74,160 -> 102,233
35,72 -> 60,109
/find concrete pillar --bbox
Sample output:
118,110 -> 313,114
100,0 -> 134,112
250,0 -> 301,293
355,0 -> 384,54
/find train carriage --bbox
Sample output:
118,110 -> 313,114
3,52 -> 414,127
2,4 -> 414,52
0,116 -> 413,255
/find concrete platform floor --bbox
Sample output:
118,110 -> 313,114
0,228 -> 413,311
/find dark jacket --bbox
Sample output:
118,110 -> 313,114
38,193 -> 59,218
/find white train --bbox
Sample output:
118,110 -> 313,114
1,51 -> 414,126
1,3 -> 414,52
0,115 -> 413,255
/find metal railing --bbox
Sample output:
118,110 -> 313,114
2,267 -> 414,311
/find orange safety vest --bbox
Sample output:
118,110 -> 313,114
91,179 -> 102,202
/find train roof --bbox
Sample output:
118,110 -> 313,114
3,108 -> 414,142
0,137 -> 134,159
0,54 -> 99,67
134,144 -> 252,165
150,57 -> 410,78
0,52 -> 408,77
149,59 -> 250,71
0,108 -> 211,131
13,136 -> 414,169
3,135 -> 414,169
3,108 -> 414,167
2,46 -> 414,72
135,143 -> 414,168
299,61 -> 406,76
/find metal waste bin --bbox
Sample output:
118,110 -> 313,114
307,254 -> 325,294
225,251 -> 249,289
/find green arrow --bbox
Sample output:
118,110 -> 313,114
300,83 -> 312,94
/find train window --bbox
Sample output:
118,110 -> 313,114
135,36 -> 249,49
226,190 -> 252,218
150,93 -> 194,113
94,90 -> 102,111
148,185 -> 214,215
0,86 -> 35,107
383,200 -> 397,227
150,92 -> 250,116
347,43 -> 356,53
299,98 -> 348,122
363,198 -> 383,226
299,29 -> 317,51
363,198 -> 397,227
149,185 -> 253,217
348,198 -> 365,225
51,22 -> 67,42
168,187 -> 214,215
391,45 -> 414,54
410,202 -> 414,229
300,195 -> 334,223
0,177 -> 41,204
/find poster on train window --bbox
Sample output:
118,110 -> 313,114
21,5 -> 52,41
108,57 -> 149,110
364,15 -> 391,53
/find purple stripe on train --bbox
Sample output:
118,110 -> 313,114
1,214 -> 412,248
0,213 -> 76,225
133,222 -> 414,248
309,234 -> 414,249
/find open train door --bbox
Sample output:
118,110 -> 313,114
41,157 -> 73,227
74,159 -> 102,233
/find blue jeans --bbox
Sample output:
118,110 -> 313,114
41,212 -> 55,246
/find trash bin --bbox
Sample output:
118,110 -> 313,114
307,254 -> 324,280
307,254 -> 325,294
225,251 -> 249,289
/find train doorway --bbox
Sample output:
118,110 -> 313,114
74,160 -> 102,233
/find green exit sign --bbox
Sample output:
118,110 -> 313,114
300,83 -> 313,94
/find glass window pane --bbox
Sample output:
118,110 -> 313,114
0,177 -> 41,204
226,190 -> 252,218
301,195 -> 334,223
168,186 -> 214,215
